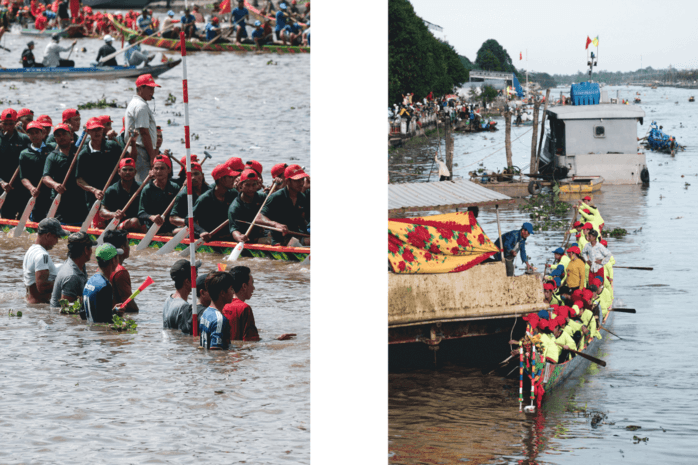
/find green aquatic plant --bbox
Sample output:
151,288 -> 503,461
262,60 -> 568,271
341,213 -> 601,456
519,191 -> 572,231
111,314 -> 137,333
607,228 -> 628,238
59,299 -> 81,315
78,96 -> 124,110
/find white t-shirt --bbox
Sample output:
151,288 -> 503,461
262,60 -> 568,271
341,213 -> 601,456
23,244 -> 57,287
125,94 -> 157,149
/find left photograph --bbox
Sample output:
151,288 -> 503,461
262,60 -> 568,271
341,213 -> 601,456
0,2 -> 310,463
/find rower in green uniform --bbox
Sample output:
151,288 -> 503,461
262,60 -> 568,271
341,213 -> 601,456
228,169 -> 287,244
35,115 -> 56,148
42,123 -> 89,225
194,164 -> 240,242
46,108 -> 82,148
170,161 -> 209,235
137,154 -> 179,234
19,121 -> 54,222
261,164 -> 310,246
0,108 -> 32,219
76,117 -> 123,213
100,158 -> 144,232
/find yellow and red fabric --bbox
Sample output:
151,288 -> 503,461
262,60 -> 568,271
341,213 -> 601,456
388,211 -> 499,274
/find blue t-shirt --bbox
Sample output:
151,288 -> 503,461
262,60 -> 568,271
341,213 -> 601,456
284,23 -> 301,35
199,306 -> 231,350
232,7 -> 248,27
252,28 -> 264,39
181,14 -> 196,27
83,273 -> 114,324
275,10 -> 286,32
205,23 -> 219,41
137,15 -> 153,31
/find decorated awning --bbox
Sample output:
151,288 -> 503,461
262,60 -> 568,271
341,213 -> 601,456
388,211 -> 500,274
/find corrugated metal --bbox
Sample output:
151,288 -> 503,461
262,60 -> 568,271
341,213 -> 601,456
389,180 -> 513,215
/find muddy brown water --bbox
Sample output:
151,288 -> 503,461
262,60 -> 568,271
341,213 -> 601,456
0,32 -> 309,463
389,86 -> 698,463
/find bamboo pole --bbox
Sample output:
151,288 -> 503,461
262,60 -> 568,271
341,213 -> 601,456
530,96 -> 540,174
504,109 -> 513,170
445,124 -> 453,180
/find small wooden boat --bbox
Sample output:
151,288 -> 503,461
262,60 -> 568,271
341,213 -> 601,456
689,96 -> 695,102
0,59 -> 181,81
634,97 -> 641,103
558,175 -> 604,194
108,14 -> 309,54
0,218 -> 309,262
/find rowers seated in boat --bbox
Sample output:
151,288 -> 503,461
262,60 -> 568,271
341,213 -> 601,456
169,161 -> 210,235
99,158 -> 146,232
576,195 -> 604,236
137,155 -> 179,235
251,20 -> 274,50
260,164 -> 310,246
193,163 -> 240,243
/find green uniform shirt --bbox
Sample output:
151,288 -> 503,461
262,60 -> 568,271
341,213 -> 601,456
563,318 -> 583,337
228,191 -> 266,241
555,330 -> 577,361
260,187 -> 308,245
539,333 -> 560,364
172,183 -> 210,219
19,143 -> 53,221
103,179 -> 141,220
43,145 -> 88,224
0,130 -> 31,219
76,139 -> 123,210
194,187 -> 238,233
138,179 -> 181,232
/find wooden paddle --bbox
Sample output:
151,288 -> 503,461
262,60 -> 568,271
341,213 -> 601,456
178,219 -> 229,257
556,342 -> 606,367
236,220 -> 309,237
0,166 -> 21,213
610,308 -> 636,313
79,133 -> 135,232
614,266 -> 653,271
227,179 -> 280,261
100,23 -> 176,64
561,208 -> 578,249
46,129 -> 88,219
135,183 -> 187,251
97,173 -> 152,245
599,325 -> 622,339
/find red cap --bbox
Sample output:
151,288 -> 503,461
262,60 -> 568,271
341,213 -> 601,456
571,290 -> 583,301
543,282 -> 556,291
153,154 -> 172,169
1,108 -> 17,122
135,73 -> 161,88
245,160 -> 263,175
191,162 -> 203,173
17,108 -> 33,118
567,246 -> 580,255
225,157 -> 245,172
284,164 -> 309,180
271,163 -> 288,179
211,16 -> 219,23
180,154 -> 199,167
26,121 -> 43,131
212,164 -> 235,181
583,209 -> 591,214
600,239 -> 608,247
36,115 -> 53,127
98,115 -> 113,125
54,123 -> 72,133
62,108 -> 79,122
591,278 -> 601,287
556,306 -> 569,320
582,289 -> 594,303
582,196 -> 591,201
119,158 -> 136,169
573,221 -> 582,228
86,117 -> 104,130
239,169 -> 258,182
582,222 -> 592,230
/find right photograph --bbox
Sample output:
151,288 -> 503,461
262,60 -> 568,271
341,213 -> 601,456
388,1 -> 696,463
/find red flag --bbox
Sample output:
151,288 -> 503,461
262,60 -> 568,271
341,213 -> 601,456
585,36 -> 592,50
520,52 -> 522,60
219,0 -> 231,14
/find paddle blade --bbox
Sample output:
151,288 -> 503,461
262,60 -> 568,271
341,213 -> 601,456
46,193 -> 61,219
227,241 -> 245,261
97,217 -> 119,245
179,237 -> 203,257
156,227 -> 188,255
139,276 -> 154,290
611,308 -> 636,313
136,221 -> 162,251
0,190 -> 7,210
80,200 -> 101,233
14,196 -> 36,238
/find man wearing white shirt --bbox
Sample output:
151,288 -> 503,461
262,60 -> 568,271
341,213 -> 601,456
581,229 -> 611,283
23,218 -> 68,303
124,74 -> 160,182
42,34 -> 76,68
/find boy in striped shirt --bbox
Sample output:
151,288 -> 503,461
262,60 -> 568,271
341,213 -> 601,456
199,271 -> 233,350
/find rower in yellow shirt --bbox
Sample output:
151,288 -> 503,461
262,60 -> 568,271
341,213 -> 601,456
565,246 -> 586,290
600,239 -> 615,298
578,195 -> 605,235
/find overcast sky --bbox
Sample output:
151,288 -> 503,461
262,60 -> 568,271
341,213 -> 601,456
406,0 -> 698,75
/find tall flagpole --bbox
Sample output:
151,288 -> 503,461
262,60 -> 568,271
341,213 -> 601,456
180,32 -> 198,338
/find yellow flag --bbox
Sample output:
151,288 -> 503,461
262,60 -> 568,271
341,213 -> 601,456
592,36 -> 599,47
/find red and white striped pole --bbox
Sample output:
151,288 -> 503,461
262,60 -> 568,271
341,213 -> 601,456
180,32 -> 198,338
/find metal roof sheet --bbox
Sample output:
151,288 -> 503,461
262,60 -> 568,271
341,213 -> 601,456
389,179 -> 514,216
547,104 -> 645,121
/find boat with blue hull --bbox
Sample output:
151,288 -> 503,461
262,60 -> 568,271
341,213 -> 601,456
0,59 -> 181,80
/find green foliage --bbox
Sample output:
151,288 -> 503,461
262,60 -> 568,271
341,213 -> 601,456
477,49 -> 501,71
475,39 -> 518,76
607,227 -> 628,238
458,54 -> 474,71
481,85 -> 498,103
165,93 -> 177,106
8,309 -> 21,317
389,0 -> 469,104
518,192 -> 572,231
59,299 -> 81,315
78,96 -> 124,110
528,71 -> 557,88
111,314 -> 138,332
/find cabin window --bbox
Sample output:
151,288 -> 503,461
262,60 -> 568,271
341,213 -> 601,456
594,126 -> 605,138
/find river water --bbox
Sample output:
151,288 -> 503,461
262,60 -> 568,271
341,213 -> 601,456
389,86 -> 698,463
0,30 -> 309,463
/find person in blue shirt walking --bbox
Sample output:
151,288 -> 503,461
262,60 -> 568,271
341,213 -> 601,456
492,222 -> 535,277
275,2 -> 290,44
231,0 -> 249,44
199,271 -> 234,350
181,8 -> 198,39
83,243 -> 125,323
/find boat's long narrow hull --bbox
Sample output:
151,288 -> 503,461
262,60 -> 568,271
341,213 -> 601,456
0,218 -> 309,262
0,60 -> 181,80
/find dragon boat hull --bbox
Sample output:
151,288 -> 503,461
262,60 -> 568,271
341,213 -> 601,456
0,218 -> 309,262
108,14 -> 309,54
0,60 -> 181,80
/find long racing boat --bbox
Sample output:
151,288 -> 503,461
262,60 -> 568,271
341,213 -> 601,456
0,59 -> 181,81
0,218 -> 309,262
108,14 -> 310,54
